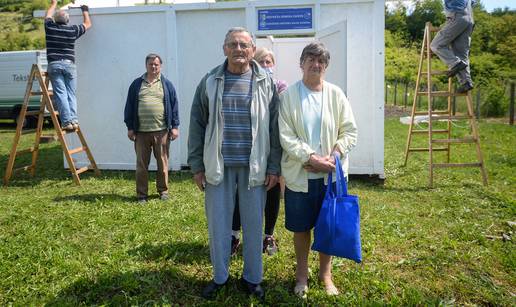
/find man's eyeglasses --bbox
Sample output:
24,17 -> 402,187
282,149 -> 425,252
225,41 -> 253,50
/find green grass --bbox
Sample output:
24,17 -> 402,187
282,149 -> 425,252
0,119 -> 515,305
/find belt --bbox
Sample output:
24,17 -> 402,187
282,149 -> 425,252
49,59 -> 74,64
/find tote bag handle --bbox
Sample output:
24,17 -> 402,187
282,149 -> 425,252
326,158 -> 348,198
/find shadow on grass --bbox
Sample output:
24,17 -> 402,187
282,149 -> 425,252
53,193 -> 135,203
128,241 -> 210,264
45,267 -> 301,306
45,268 -> 206,306
0,145 -> 68,187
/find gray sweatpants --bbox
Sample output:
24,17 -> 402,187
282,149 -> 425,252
430,11 -> 474,85
204,166 -> 266,284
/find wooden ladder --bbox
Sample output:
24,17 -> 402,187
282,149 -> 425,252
3,64 -> 100,186
403,22 -> 488,187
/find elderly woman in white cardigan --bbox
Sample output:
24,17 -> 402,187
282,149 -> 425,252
278,42 -> 357,298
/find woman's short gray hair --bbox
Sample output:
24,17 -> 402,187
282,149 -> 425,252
54,10 -> 69,24
223,27 -> 255,46
299,42 -> 330,67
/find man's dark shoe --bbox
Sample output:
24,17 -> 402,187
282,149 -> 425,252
231,235 -> 241,256
456,82 -> 474,93
137,197 -> 147,204
240,278 -> 265,300
201,279 -> 228,300
446,61 -> 467,78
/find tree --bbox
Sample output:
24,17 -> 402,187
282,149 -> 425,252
406,0 -> 445,41
385,1 -> 409,42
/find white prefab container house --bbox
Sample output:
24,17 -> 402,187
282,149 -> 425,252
38,0 -> 385,178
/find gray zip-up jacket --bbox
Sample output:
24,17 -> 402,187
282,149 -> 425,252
187,59 -> 281,187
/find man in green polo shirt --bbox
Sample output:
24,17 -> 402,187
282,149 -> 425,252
124,54 -> 180,203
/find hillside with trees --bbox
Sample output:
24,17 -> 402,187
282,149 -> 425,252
1,0 -> 514,115
386,0 -> 515,116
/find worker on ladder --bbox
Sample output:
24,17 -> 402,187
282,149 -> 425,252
44,0 -> 92,131
430,0 -> 475,94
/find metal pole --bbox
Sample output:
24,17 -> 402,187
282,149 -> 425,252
385,81 -> 388,105
404,82 -> 409,109
394,80 -> 398,106
476,89 -> 481,119
510,82 -> 515,125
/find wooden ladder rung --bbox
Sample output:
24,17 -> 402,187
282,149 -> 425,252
414,110 -> 449,115
418,91 -> 467,97
25,110 -> 41,116
68,147 -> 86,155
431,115 -> 470,120
428,25 -> 441,32
433,162 -> 482,168
408,147 -> 448,152
421,70 -> 447,75
16,147 -> 35,156
75,166 -> 90,175
412,129 -> 448,134
30,91 -> 53,96
432,137 -> 476,144
62,128 -> 77,134
21,129 -> 37,135
13,165 -> 33,173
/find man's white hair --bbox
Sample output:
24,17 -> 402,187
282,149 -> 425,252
54,10 -> 69,24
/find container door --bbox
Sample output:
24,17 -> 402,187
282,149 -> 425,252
316,21 -> 347,94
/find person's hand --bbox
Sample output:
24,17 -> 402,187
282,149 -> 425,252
264,174 -> 279,191
169,128 -> 179,141
127,129 -> 136,141
193,172 -> 206,191
306,154 -> 335,173
80,5 -> 89,12
330,150 -> 341,165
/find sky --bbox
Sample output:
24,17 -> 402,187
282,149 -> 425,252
386,0 -> 516,12
481,0 -> 516,11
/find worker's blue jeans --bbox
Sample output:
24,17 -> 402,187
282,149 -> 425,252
48,60 -> 78,126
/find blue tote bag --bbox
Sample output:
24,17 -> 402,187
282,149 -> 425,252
311,158 -> 362,263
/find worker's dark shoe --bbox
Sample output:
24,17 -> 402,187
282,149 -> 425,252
201,279 -> 228,300
240,278 -> 265,300
446,61 -> 467,78
62,123 -> 74,131
456,81 -> 474,93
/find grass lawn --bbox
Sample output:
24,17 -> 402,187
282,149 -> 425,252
0,119 -> 514,305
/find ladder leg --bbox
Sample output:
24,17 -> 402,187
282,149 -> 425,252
426,23 -> 434,188
29,88 -> 48,177
3,65 -> 38,185
465,93 -> 488,185
75,128 -> 101,176
404,25 -> 428,166
446,77 -> 452,163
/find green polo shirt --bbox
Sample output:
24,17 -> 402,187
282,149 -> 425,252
137,74 -> 166,132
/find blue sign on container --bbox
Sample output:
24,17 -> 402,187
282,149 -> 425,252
258,7 -> 313,31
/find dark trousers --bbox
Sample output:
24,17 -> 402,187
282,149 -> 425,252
232,183 -> 280,236
134,129 -> 170,198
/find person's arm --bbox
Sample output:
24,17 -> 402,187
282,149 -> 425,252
188,75 -> 210,190
45,0 -> 57,19
167,79 -> 180,141
80,5 -> 92,30
124,80 -> 137,139
278,87 -> 315,163
334,90 -> 358,157
267,79 -> 281,176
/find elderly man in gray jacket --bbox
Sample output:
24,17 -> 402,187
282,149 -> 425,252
188,27 -> 281,300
